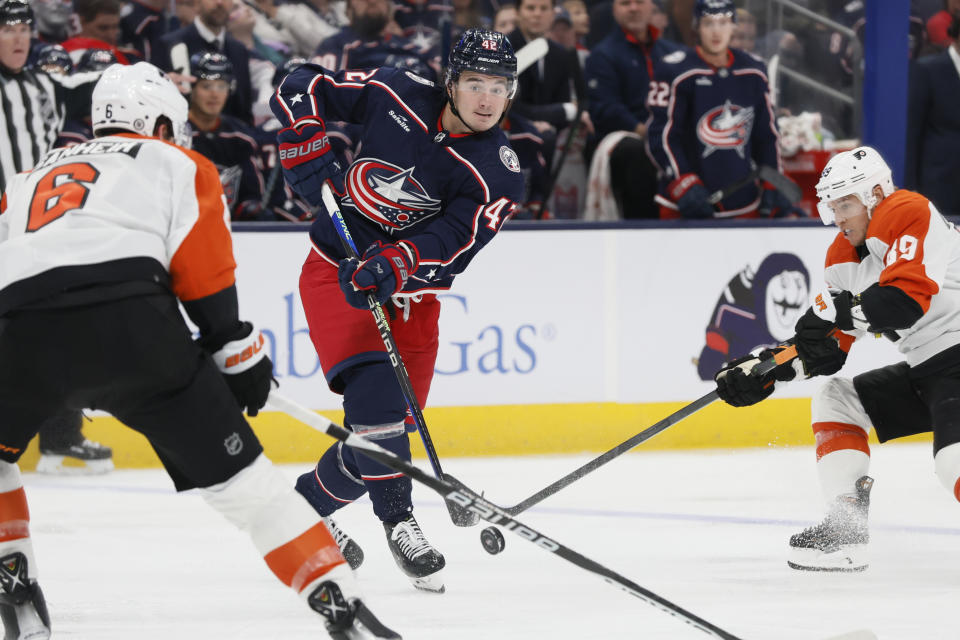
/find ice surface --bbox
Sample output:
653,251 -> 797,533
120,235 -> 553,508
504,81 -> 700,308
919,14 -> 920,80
21,443 -> 957,639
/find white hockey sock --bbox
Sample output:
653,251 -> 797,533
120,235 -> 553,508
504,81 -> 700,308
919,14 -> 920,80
817,449 -> 870,504
934,442 -> 960,501
0,462 -> 37,578
200,454 -> 358,597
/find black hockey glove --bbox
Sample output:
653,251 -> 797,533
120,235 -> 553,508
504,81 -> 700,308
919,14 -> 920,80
210,322 -> 274,417
793,306 -> 847,377
714,347 -> 797,407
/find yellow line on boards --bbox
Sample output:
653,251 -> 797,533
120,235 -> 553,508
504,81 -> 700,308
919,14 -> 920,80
17,399 -> 928,471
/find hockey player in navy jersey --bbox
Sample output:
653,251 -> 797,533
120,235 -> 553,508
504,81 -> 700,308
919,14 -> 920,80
646,0 -> 797,220
187,52 -> 268,220
271,27 -> 524,593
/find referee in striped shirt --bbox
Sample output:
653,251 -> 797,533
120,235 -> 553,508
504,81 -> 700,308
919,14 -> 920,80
0,0 -> 114,473
0,0 -> 96,193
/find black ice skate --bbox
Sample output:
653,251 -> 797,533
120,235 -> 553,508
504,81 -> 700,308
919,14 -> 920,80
788,476 -> 874,572
323,517 -> 364,570
0,552 -> 50,640
307,580 -> 401,640
383,515 -> 445,593
37,438 -> 113,476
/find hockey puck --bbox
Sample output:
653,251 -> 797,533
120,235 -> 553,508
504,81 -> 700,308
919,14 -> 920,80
480,526 -> 505,555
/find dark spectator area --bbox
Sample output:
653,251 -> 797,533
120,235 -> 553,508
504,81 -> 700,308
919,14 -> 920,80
6,0 -> 958,220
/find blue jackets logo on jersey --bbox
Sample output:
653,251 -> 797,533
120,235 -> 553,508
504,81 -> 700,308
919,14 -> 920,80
343,159 -> 442,230
697,100 -> 755,159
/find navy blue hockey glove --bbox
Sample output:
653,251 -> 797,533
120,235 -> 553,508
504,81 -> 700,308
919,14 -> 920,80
793,306 -> 848,377
714,347 -> 797,407
338,240 -> 420,309
277,116 -> 340,206
758,184 -> 805,218
210,322 -> 274,417
668,174 -> 714,219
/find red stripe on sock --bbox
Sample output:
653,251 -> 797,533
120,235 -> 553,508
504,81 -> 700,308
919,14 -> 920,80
264,522 -> 346,592
0,488 -> 29,543
813,422 -> 870,460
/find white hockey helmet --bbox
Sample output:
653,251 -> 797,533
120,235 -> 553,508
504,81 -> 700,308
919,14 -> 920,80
92,62 -> 191,148
814,146 -> 895,225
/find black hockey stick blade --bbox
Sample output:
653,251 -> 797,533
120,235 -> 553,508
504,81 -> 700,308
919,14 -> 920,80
267,391 -> 744,640
441,473 -> 480,526
757,165 -> 803,204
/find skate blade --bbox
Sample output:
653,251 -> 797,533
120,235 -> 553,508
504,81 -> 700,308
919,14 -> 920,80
787,545 -> 868,572
3,605 -> 51,640
409,571 -> 445,594
36,455 -> 114,476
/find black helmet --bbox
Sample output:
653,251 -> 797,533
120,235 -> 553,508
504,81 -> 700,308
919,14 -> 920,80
445,28 -> 517,98
35,43 -> 72,75
272,56 -> 307,88
190,51 -> 235,90
0,0 -> 33,26
76,48 -> 118,73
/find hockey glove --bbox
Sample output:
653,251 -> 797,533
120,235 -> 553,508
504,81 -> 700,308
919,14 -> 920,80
337,240 -> 420,309
668,174 -> 714,219
234,200 -> 268,221
831,290 -> 871,332
714,347 -> 797,407
793,305 -> 848,377
758,184 -> 805,218
277,117 -> 341,206
210,322 -> 274,417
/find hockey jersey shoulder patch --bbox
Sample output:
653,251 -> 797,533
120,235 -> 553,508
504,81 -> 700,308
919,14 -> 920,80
499,145 -> 521,173
405,71 -> 434,86
663,50 -> 687,64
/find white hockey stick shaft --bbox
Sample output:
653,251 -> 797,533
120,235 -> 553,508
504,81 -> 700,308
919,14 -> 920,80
515,37 -> 548,75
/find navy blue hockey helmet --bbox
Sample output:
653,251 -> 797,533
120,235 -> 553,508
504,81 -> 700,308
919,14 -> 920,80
272,56 -> 307,88
35,43 -> 72,75
0,0 -> 33,25
445,28 -> 517,99
190,51 -> 235,91
694,0 -> 736,22
76,48 -> 118,73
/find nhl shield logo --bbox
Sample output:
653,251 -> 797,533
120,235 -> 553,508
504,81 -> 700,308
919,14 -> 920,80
224,432 -> 243,456
499,146 -> 521,173
341,159 -> 442,230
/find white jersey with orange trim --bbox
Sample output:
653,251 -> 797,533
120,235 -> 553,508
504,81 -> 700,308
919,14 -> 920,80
0,133 -> 236,315
823,189 -> 960,366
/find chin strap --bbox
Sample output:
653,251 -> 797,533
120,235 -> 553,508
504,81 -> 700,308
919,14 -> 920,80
443,85 -> 510,135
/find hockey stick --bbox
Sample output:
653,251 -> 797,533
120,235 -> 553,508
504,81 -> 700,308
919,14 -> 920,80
534,107 -> 585,220
708,164 -> 802,206
498,346 -> 798,516
320,182 -> 479,527
267,390 -> 745,640
515,37 -> 548,75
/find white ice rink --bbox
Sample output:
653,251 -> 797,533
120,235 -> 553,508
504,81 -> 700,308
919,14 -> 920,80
20,442 -> 958,640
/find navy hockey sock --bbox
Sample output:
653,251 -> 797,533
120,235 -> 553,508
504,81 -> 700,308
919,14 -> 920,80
295,443 -> 367,517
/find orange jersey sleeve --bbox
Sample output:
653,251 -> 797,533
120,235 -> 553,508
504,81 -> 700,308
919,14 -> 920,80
168,146 -> 237,301
867,190 -> 940,313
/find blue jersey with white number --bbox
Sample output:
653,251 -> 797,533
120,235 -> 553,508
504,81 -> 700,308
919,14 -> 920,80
271,64 -> 524,294
646,46 -> 781,217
